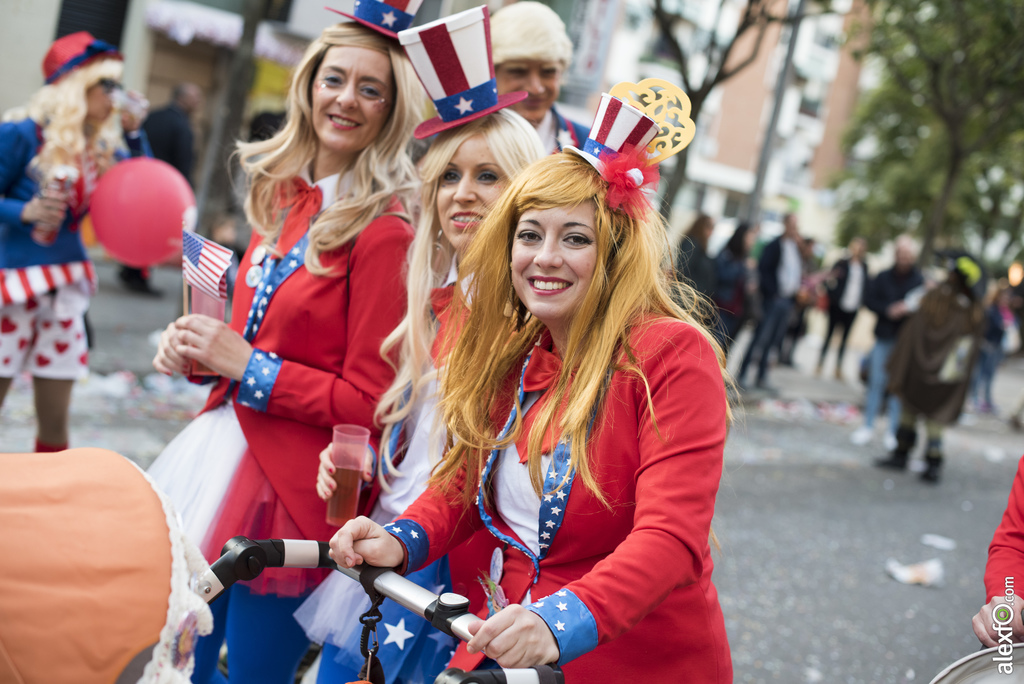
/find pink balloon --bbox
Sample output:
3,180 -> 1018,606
89,158 -> 195,268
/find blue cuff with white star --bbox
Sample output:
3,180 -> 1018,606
527,588 -> 598,665
235,348 -> 282,412
383,519 -> 429,574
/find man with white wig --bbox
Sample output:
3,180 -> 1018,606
491,0 -> 589,153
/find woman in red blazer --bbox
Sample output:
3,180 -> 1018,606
329,109 -> 734,680
148,22 -> 421,684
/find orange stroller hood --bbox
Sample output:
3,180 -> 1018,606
0,448 -> 212,683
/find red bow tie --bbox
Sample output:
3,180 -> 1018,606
514,336 -> 567,462
276,177 -> 323,256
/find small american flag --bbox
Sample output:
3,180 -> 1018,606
182,230 -> 233,300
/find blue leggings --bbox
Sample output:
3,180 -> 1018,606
192,584 -> 311,684
316,643 -> 361,684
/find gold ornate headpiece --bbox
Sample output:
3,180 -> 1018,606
608,78 -> 696,164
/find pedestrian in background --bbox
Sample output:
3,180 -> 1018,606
0,32 -> 148,453
712,220 -> 758,352
969,286 -> 1017,414
143,82 -> 201,182
877,255 -> 985,483
737,212 -> 803,391
119,82 -> 203,296
675,213 -> 718,303
817,237 -> 867,380
490,1 -> 589,154
850,235 -> 924,449
149,21 -> 422,682
778,235 -> 823,367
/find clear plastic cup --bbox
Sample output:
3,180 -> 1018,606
326,424 -> 370,526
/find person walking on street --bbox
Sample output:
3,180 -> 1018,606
675,213 -> 718,302
712,221 -> 758,352
119,82 -> 203,295
490,1 -> 589,154
969,287 -> 1017,414
817,237 -> 867,380
737,213 -> 803,392
876,255 -> 985,483
850,235 -> 924,449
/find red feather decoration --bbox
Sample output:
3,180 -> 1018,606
599,147 -> 660,219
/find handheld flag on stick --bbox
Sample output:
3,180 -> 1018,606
182,230 -> 233,300
181,230 -> 234,376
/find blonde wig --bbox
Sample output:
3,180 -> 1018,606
433,153 -> 730,506
236,23 -> 423,274
491,1 -> 574,69
374,109 -> 545,487
22,58 -> 125,186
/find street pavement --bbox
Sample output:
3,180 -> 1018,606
2,259 -> 1023,683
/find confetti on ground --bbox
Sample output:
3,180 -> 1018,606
755,399 -> 863,425
920,534 -> 957,551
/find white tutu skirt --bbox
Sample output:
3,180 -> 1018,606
148,404 -> 247,549
292,569 -> 370,648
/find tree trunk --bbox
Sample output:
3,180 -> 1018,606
194,0 -> 269,236
920,152 -> 963,266
658,90 -> 705,223
660,147 -> 691,220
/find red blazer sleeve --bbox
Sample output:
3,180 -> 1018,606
985,455 -> 1024,601
263,216 -> 412,427
571,321 -> 728,644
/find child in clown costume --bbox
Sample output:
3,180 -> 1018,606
0,31 -> 148,452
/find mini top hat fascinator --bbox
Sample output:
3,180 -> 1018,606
43,31 -> 122,85
564,79 -> 697,218
398,6 -> 527,139
327,0 -> 425,39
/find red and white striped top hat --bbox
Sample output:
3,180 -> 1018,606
327,0 -> 425,39
398,6 -> 527,139
564,92 -> 660,171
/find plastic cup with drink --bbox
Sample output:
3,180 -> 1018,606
30,165 -> 78,246
325,424 -> 370,527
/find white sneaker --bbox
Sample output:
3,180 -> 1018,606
883,432 -> 898,451
850,426 -> 873,446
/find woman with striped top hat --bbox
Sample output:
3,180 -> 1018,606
297,7 -> 546,682
329,83 -> 734,681
148,14 -> 423,682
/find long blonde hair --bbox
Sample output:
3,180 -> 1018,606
374,109 -> 544,486
236,23 -> 422,273
16,58 -> 125,186
434,153 -> 729,506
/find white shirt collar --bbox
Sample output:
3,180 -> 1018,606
536,110 -> 557,153
444,258 -> 459,287
299,168 -> 353,212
